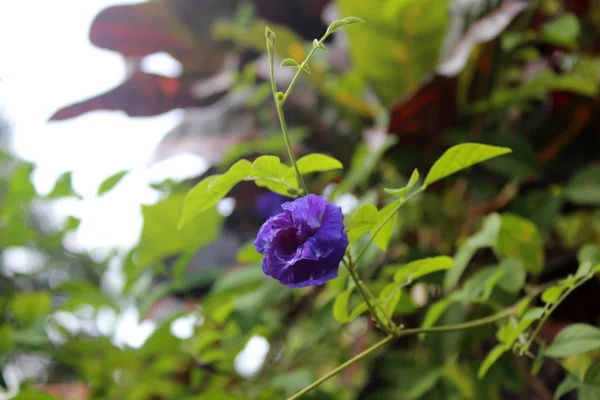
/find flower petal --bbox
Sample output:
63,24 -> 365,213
254,213 -> 293,254
282,194 -> 327,242
308,202 -> 344,258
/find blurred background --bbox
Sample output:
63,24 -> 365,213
1,0 -> 600,399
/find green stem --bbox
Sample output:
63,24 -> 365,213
524,277 -> 590,351
275,101 -> 308,194
287,335 -> 394,400
267,33 -> 308,195
281,43 -> 320,104
344,262 -> 393,333
288,307 -> 514,399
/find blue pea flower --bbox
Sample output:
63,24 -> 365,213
254,194 -> 348,288
255,192 -> 292,219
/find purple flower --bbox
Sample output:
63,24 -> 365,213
255,192 -> 292,219
254,194 -> 348,288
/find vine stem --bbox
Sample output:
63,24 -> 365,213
344,261 -> 393,334
523,276 -> 590,351
288,307 -> 515,399
267,30 -> 309,195
353,188 -> 422,265
281,39 -> 321,104
287,335 -> 394,400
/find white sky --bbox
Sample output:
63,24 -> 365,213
0,0 -> 208,252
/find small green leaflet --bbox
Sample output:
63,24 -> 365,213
423,143 -> 512,188
371,202 -> 399,251
541,285 -> 567,305
346,204 -> 378,243
280,58 -> 310,74
294,154 -> 343,175
179,159 -> 252,228
384,169 -> 419,199
97,170 -> 129,196
47,171 -> 81,199
478,344 -> 509,378
393,256 -> 453,286
326,16 -> 365,35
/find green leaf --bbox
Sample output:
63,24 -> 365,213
140,192 -> 223,266
497,258 -> 526,293
333,287 -> 354,324
97,170 -> 129,196
337,0 -> 449,105
236,241 -> 263,264
346,204 -> 378,243
540,14 -> 580,48
422,297 -> 455,330
63,216 -> 81,232
10,292 -> 52,326
393,256 -> 453,286
545,324 -> 600,358
478,344 -> 509,378
444,213 -> 501,291
179,160 -> 252,228
251,156 -> 285,178
47,171 -> 80,199
423,143 -> 512,188
555,375 -> 583,399
581,363 -> 600,400
347,301 -> 369,321
294,153 -> 343,175
462,267 -> 505,302
578,244 -> 600,270
280,58 -> 300,67
564,165 -> 600,205
384,169 -> 419,198
380,283 -> 402,317
542,285 -> 567,305
496,213 -> 544,275
280,58 -> 310,74
326,16 -> 365,34
371,202 -> 398,251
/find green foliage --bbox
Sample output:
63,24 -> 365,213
47,171 -> 81,199
497,213 -> 544,275
540,14 -> 580,48
5,3 -> 600,399
336,0 -> 451,105
140,192 -> 223,267
385,169 -> 419,199
545,324 -> 600,358
97,170 -> 129,196
423,143 -> 512,188
564,165 -> 600,205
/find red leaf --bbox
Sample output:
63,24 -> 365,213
89,2 -> 198,60
388,75 -> 458,142
49,72 -> 227,121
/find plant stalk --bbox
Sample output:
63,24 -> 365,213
288,307 -> 514,399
